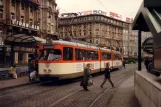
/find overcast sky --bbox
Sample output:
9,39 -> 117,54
56,0 -> 143,21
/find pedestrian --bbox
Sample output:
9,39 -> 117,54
100,63 -> 114,88
35,58 -> 38,77
122,60 -> 126,68
144,58 -> 149,71
28,57 -> 35,81
82,63 -> 92,91
9,65 -> 17,79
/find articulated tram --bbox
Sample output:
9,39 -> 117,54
38,40 -> 122,80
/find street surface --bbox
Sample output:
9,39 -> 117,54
0,64 -> 140,107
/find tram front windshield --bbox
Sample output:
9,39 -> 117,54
40,49 -> 61,61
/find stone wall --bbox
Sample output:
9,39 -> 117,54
135,71 -> 161,107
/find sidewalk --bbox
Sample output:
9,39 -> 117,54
107,76 -> 141,107
0,76 -> 36,90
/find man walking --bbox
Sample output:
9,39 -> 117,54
100,63 -> 115,88
82,63 -> 92,91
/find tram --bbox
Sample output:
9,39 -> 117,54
38,40 -> 122,80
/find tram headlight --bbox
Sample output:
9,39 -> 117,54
43,69 -> 47,73
48,69 -> 52,73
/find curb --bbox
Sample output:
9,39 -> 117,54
0,81 -> 41,91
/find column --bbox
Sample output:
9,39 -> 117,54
10,45 -> 15,66
138,30 -> 142,71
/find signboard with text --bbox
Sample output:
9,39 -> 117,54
110,12 -> 122,20
126,17 -> 133,23
77,10 -> 107,16
61,9 -> 134,22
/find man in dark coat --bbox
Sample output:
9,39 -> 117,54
144,58 -> 149,71
28,57 -> 35,81
122,60 -> 126,68
100,63 -> 114,88
82,63 -> 92,91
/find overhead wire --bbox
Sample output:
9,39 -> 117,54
96,0 -> 109,12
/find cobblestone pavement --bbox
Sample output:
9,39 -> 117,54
107,76 -> 140,107
0,64 -> 139,107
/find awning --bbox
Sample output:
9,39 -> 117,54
33,36 -> 46,43
4,34 -> 46,47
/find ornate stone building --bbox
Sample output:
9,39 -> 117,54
58,13 -> 129,52
40,0 -> 59,40
0,0 -> 42,65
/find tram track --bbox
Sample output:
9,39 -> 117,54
0,81 -> 50,97
47,70 -> 134,107
88,73 -> 132,107
0,65 -> 137,107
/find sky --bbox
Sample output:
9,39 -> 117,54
56,0 -> 143,21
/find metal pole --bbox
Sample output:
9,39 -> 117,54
11,44 -> 15,66
138,30 -> 142,71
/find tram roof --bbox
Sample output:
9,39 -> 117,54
43,40 -> 121,54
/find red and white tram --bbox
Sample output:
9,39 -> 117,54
38,40 -> 122,80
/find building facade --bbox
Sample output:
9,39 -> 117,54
58,14 -> 129,53
123,22 -> 152,58
40,0 -> 59,40
123,23 -> 138,58
1,0 -> 41,65
0,0 -> 58,66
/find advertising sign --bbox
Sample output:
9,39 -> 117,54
110,12 -> 122,20
126,17 -> 131,23
77,10 -> 107,16
126,17 -> 133,23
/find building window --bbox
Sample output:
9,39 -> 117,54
30,6 -> 33,13
96,40 -> 98,44
48,23 -> 51,31
21,2 -> 24,10
21,16 -> 24,23
0,10 -> 2,19
11,13 -> 15,19
11,0 -> 15,7
29,19 -> 33,26
48,13 -> 51,19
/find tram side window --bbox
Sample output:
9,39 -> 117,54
63,47 -> 73,60
75,49 -> 83,60
102,52 -> 111,60
87,50 -> 91,60
40,49 -> 61,61
114,54 -> 121,60
107,53 -> 111,59
82,49 -> 87,60
75,49 -> 87,60
102,52 -> 107,60
90,51 -> 98,60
